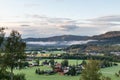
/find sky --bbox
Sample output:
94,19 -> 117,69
0,0 -> 120,38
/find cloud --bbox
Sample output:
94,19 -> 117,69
20,24 -> 30,27
26,14 -> 47,19
59,24 -> 79,31
1,14 -> 120,38
27,40 -> 95,46
78,21 -> 119,28
26,14 -> 73,23
76,15 -> 120,29
25,14 -> 79,31
90,15 -> 120,22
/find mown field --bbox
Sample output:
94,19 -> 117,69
14,59 -> 120,80
101,65 -> 120,80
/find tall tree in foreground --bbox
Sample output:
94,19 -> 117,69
0,27 -> 5,63
0,27 -> 5,46
80,60 -> 101,80
80,60 -> 111,80
0,27 -> 9,80
4,30 -> 26,80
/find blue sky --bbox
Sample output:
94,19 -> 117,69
0,0 -> 120,38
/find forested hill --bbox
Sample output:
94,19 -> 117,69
24,31 -> 120,42
66,31 -> 120,54
92,31 -> 120,40
23,35 -> 89,41
23,31 -> 120,48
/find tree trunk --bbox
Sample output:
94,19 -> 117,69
10,67 -> 14,80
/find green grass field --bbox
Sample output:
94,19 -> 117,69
14,59 -> 120,80
101,65 -> 120,80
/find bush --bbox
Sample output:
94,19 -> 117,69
101,76 -> 111,80
115,70 -> 120,77
35,59 -> 40,66
61,59 -> 69,67
13,73 -> 26,80
69,66 -> 76,76
24,62 -> 29,67
0,69 -> 11,80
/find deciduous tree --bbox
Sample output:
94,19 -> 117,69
4,30 -> 26,80
80,60 -> 101,80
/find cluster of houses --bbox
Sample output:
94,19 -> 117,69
35,60 -> 84,76
53,63 -> 83,75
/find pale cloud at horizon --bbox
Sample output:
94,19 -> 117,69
0,0 -> 120,38
0,14 -> 120,38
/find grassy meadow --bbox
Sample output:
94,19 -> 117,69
14,59 -> 120,80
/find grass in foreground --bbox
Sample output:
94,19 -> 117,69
14,60 -> 120,80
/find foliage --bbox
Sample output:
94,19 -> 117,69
35,68 -> 55,75
49,59 -> 55,66
115,70 -> 120,77
0,27 -> 9,80
67,44 -> 120,54
68,65 -> 76,76
81,60 -> 87,66
14,61 -> 29,69
49,59 -> 55,70
101,76 -> 111,80
101,60 -> 113,68
0,68 -> 11,80
80,60 -> 102,80
13,73 -> 26,80
0,27 -> 5,46
80,60 -> 112,80
35,58 -> 40,66
61,59 -> 69,67
3,30 -> 26,80
23,62 -> 29,67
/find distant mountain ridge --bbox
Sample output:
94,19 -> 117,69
23,35 -> 89,42
24,31 -> 120,42
23,31 -> 120,49
92,31 -> 120,39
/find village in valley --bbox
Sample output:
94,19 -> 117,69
0,0 -> 120,80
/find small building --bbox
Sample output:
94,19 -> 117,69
54,63 -> 62,72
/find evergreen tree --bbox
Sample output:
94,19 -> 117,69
0,27 -> 9,80
69,65 -> 76,76
49,59 -> 55,66
80,60 -> 101,80
4,30 -> 26,80
61,59 -> 69,67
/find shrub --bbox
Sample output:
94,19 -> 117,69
115,70 -> 120,77
0,69 -> 11,80
61,59 -> 69,67
13,73 -> 26,80
101,76 -> 111,80
24,62 -> 29,67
